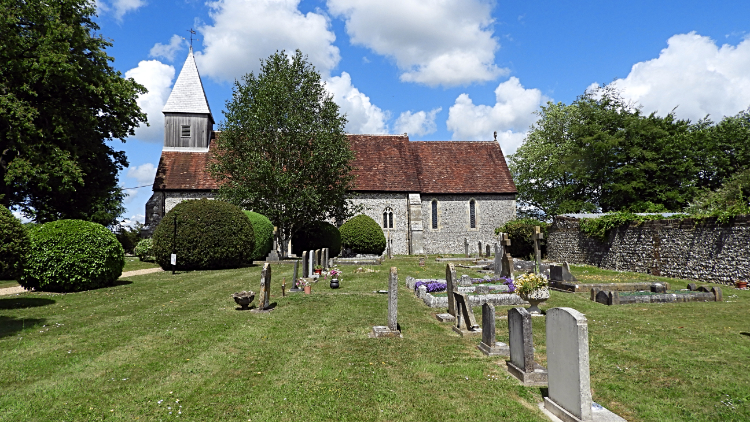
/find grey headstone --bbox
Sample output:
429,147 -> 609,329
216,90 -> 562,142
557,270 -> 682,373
258,263 -> 272,310
301,251 -> 308,278
507,307 -> 547,386
550,265 -> 563,282
308,250 -> 314,276
477,303 -> 507,356
388,267 -> 398,331
315,249 -> 322,267
446,264 -> 457,316
266,249 -> 279,262
478,241 -> 482,257
712,286 -> 723,302
323,248 -> 329,268
544,307 -> 592,421
595,290 -> 610,305
687,283 -> 697,291
493,243 -> 502,276
485,244 -> 491,258
460,274 -> 472,287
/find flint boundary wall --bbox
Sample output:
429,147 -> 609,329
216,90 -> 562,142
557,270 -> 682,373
547,215 -> 750,284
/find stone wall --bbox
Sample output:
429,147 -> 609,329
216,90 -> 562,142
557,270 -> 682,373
349,192 -> 410,255
548,215 -> 750,284
421,194 -> 516,255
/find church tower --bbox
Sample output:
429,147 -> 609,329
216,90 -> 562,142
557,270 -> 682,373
161,47 -> 214,150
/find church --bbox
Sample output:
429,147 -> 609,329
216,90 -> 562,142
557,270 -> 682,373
143,50 -> 517,255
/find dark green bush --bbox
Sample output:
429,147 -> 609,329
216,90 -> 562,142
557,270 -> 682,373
244,211 -> 274,260
495,218 -> 548,259
292,221 -> 341,257
339,214 -> 386,255
0,205 -> 30,280
152,199 -> 255,270
134,238 -> 155,261
115,224 -> 142,254
19,219 -> 125,292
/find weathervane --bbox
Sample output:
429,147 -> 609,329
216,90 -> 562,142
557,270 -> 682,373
186,28 -> 198,49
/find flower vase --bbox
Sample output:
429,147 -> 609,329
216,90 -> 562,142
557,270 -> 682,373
736,281 -> 748,289
330,278 -> 339,289
304,285 -> 312,294
519,287 -> 550,314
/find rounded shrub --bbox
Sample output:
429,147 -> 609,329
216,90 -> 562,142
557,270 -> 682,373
20,219 -> 125,292
292,221 -> 342,257
0,205 -> 30,280
244,211 -> 274,261
495,218 -> 548,259
152,199 -> 255,271
339,214 -> 386,255
134,238 -> 155,262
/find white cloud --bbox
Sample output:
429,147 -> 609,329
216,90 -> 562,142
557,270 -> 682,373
611,32 -> 750,121
327,0 -> 504,86
326,72 -> 389,134
124,60 -> 175,143
127,163 -> 157,186
196,0 -> 340,82
96,0 -> 146,20
121,214 -> 146,227
149,35 -> 186,62
394,108 -> 442,137
447,77 -> 547,153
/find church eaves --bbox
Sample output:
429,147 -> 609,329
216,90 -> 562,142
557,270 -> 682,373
162,47 -> 213,121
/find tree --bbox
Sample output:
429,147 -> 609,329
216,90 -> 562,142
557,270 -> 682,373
209,50 -> 356,256
0,1 -> 147,226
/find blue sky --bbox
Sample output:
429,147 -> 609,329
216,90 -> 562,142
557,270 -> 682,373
93,0 -> 750,226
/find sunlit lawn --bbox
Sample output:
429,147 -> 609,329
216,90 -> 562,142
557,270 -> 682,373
0,256 -> 748,421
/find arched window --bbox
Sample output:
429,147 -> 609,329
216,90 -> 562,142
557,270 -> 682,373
383,207 -> 393,229
469,199 -> 476,228
431,200 -> 438,229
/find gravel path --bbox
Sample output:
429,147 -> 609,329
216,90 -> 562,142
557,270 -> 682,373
0,267 -> 164,296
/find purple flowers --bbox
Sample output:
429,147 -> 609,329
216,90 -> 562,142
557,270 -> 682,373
502,277 -> 515,293
414,280 -> 447,293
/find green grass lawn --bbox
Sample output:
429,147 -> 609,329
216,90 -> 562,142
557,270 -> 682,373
123,256 -> 161,272
1,256 -> 748,421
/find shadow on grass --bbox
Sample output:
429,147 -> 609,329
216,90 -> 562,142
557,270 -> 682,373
0,297 -> 55,310
110,280 -> 134,288
0,316 -> 47,338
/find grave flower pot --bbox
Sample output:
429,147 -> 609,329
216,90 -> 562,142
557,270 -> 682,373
330,278 -> 340,289
736,281 -> 748,289
232,291 -> 255,310
519,287 -> 549,314
304,285 -> 312,294
314,269 -> 323,275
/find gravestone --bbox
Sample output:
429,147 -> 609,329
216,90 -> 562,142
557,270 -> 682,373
477,241 -> 482,258
543,307 -> 625,422
459,274 -> 472,287
563,262 -> 578,281
301,251 -> 308,278
712,286 -> 723,302
506,307 -> 547,386
315,249 -> 322,267
323,248 -> 329,268
651,283 -> 667,293
477,303 -> 509,356
532,226 -> 543,274
551,264 -> 578,283
452,292 -> 481,337
308,250 -> 315,275
252,263 -> 273,312
289,260 -> 301,292
446,263 -> 458,316
370,267 -> 402,338
486,244 -> 491,258
494,243 -> 502,276
687,283 -> 697,291
501,234 -> 513,278
464,238 -> 469,257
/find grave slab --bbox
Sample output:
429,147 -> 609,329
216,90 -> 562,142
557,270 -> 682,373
435,313 -> 455,322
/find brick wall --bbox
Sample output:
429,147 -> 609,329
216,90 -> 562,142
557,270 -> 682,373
547,215 -> 750,284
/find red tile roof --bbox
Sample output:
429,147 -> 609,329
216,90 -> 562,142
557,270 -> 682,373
153,134 -> 516,194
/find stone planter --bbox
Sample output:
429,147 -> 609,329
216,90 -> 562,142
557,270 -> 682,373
519,287 -> 550,314
232,291 -> 255,310
330,278 -> 340,289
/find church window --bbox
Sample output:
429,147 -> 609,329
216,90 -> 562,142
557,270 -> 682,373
383,207 -> 393,229
181,125 -> 191,137
431,200 -> 438,229
470,199 -> 476,228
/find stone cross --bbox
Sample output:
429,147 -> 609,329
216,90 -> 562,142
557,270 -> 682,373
477,303 -> 509,356
543,307 -> 625,421
493,243 -> 502,276
532,226 -> 543,274
485,244 -> 490,258
258,263 -> 272,310
464,237 -> 469,257
507,307 -> 547,386
301,251 -> 308,278
446,263 -> 457,316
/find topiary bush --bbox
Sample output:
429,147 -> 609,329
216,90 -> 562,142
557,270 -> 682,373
339,214 -> 386,255
495,218 -> 549,259
133,238 -> 155,262
244,211 -> 274,261
0,205 -> 30,280
20,219 -> 125,292
292,221 -> 342,257
152,199 -> 255,270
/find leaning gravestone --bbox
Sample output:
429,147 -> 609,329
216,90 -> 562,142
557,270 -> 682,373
252,263 -> 273,312
371,267 -> 402,338
452,292 -> 481,337
506,307 -> 547,386
543,307 -> 625,422
477,303 -> 509,356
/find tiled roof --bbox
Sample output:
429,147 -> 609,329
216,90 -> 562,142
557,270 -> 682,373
162,48 -> 213,121
152,134 -> 516,194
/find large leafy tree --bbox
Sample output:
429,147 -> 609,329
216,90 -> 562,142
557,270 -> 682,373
209,50 -> 356,256
0,0 -> 147,226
